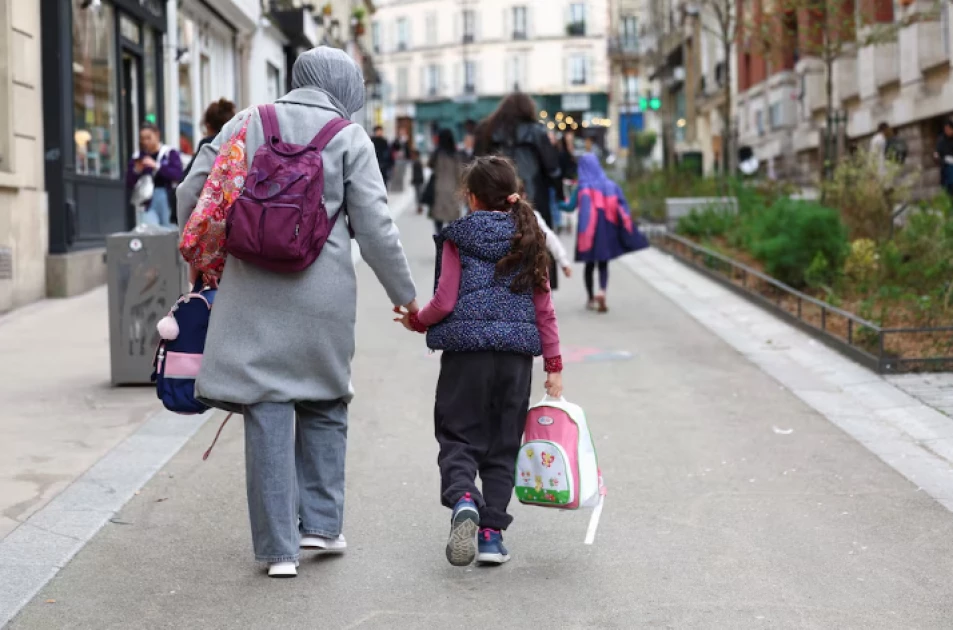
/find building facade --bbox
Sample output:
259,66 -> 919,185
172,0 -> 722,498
0,0 -> 46,313
373,0 -> 611,149
607,0 -> 644,157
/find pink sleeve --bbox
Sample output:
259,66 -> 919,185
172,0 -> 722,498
417,240 -> 461,327
534,284 -> 562,360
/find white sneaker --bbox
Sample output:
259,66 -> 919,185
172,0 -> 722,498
300,534 -> 347,554
267,561 -> 298,578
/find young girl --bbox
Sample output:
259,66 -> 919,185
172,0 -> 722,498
395,156 -> 564,567
565,154 -> 649,312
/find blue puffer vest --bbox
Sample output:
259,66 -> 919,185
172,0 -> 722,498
426,211 -> 542,356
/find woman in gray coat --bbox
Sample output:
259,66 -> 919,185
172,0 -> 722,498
176,48 -> 417,578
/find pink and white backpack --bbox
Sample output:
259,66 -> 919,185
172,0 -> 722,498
515,396 -> 606,544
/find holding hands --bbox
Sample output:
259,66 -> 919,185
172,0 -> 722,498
393,300 -> 419,332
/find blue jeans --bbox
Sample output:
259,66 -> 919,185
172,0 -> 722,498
549,188 -> 562,230
243,400 -> 348,563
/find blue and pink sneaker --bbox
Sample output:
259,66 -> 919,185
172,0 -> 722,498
446,492 -> 480,566
476,528 -> 510,565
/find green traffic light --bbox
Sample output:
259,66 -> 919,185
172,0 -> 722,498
649,98 -> 661,111
639,97 -> 648,110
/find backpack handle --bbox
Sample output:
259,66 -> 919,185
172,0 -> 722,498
308,118 -> 352,152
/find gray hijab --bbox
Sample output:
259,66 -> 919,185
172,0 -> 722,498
291,47 -> 365,116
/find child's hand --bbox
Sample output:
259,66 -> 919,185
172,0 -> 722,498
562,266 -> 572,278
545,372 -> 563,398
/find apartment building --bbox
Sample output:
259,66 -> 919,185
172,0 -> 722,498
736,0 -> 951,188
0,1 -> 46,313
607,0 -> 643,156
373,0 -> 610,148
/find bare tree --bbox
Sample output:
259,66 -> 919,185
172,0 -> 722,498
695,0 -> 739,174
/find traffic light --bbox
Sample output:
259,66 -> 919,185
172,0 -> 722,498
649,98 -> 661,111
639,97 -> 648,110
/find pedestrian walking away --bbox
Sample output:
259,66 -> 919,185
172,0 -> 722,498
175,46 -> 417,579
428,128 -> 463,233
411,149 -> 426,214
372,125 -> 394,186
567,154 -> 649,312
127,123 -> 183,227
394,155 -> 564,568
474,92 -> 562,288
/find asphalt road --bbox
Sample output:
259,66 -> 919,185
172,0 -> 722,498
9,211 -> 953,629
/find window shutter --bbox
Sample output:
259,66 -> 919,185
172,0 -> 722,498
419,66 -> 426,98
503,7 -> 511,39
526,5 -> 534,38
474,59 -> 480,93
454,10 -> 461,42
454,61 -> 462,94
475,8 -> 482,42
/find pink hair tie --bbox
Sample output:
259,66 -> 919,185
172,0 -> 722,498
507,193 -> 520,204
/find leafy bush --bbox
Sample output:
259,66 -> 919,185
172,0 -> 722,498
844,239 -> 879,287
676,206 -> 736,239
747,198 -> 849,288
821,149 -> 912,242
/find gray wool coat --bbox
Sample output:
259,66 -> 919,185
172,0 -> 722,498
176,88 -> 416,408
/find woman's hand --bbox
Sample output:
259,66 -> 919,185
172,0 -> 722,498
404,299 -> 419,314
562,266 -> 572,278
545,371 -> 563,399
141,156 -> 158,170
392,306 -> 414,331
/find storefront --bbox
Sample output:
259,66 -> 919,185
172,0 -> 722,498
42,0 -> 167,254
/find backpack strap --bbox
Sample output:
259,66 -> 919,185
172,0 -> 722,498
258,104 -> 282,144
308,118 -> 352,152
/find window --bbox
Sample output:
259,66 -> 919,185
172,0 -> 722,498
756,110 -> 765,136
623,75 -> 639,104
372,22 -> 381,54
513,6 -> 527,40
427,64 -> 440,96
507,56 -> 525,91
397,66 -> 409,100
397,18 -> 409,51
621,16 -> 638,50
462,10 -> 475,43
569,55 -> 587,86
426,12 -> 437,45
72,0 -> 120,178
177,13 -> 194,154
200,54 -> 211,111
769,102 -> 782,129
464,60 -> 476,93
568,3 -> 586,36
266,62 -> 281,102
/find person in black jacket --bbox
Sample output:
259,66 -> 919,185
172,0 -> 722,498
411,149 -> 426,214
372,126 -> 394,185
474,93 -> 561,227
475,92 -> 562,286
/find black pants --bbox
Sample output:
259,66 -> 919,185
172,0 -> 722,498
434,351 -> 533,530
584,261 -> 609,300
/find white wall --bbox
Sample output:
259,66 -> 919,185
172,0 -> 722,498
249,22 -> 288,107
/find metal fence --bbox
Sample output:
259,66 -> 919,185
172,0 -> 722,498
651,232 -> 953,373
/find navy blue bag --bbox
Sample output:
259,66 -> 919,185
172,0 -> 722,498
151,278 -> 216,414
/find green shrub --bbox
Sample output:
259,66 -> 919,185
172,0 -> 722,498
747,199 -> 849,288
676,206 -> 736,239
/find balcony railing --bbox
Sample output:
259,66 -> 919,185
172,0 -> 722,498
462,33 -> 474,44
567,21 -> 586,36
513,30 -> 527,40
607,36 -> 639,59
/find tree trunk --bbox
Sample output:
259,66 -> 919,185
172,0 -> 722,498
722,39 -> 733,176
825,54 -> 834,180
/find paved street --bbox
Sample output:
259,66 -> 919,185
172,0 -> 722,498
6,207 -> 953,628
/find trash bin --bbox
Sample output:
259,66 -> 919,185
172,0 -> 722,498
106,225 -> 187,385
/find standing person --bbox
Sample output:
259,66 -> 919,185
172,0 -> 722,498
571,154 -> 649,312
475,92 -> 561,286
428,128 -> 463,233
394,156 -> 564,567
127,123 -> 183,227
870,122 -> 890,176
371,125 -> 394,185
935,120 -> 953,198
176,47 -> 418,579
459,130 -> 476,166
558,131 -> 579,234
411,149 -> 426,214
392,131 -> 411,160
176,98 -> 236,224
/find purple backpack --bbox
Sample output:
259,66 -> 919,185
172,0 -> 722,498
226,104 -> 352,273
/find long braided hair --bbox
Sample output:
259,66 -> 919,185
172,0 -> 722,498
462,156 -> 550,293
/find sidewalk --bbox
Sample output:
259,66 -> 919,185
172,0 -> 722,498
8,210 -> 953,628
0,289 -> 160,540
